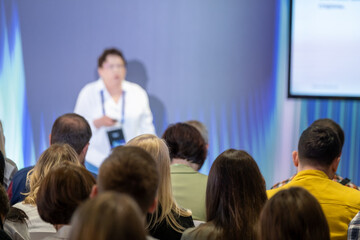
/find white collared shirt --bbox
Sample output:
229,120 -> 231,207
74,79 -> 155,167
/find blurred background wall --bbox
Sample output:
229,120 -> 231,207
1,0 -> 359,188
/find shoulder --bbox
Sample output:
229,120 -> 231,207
123,80 -> 147,95
182,223 -> 219,240
12,166 -> 33,183
77,80 -> 102,96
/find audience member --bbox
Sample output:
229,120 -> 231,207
184,120 -> 209,148
13,144 -> 81,238
8,113 -> 92,205
37,162 -> 95,240
127,134 -> 194,240
348,212 -> 360,240
258,187 -> 330,240
69,192 -> 146,240
181,149 -> 267,240
0,184 -> 13,240
267,125 -> 360,239
90,146 -> 159,240
271,118 -> 360,190
162,123 -> 208,221
0,120 -> 18,189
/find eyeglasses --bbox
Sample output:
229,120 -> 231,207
102,64 -> 125,70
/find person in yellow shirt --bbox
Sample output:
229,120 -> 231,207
267,125 -> 360,240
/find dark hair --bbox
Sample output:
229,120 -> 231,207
298,125 -> 341,167
311,118 -> 344,149
37,162 -> 96,225
51,113 -> 92,155
69,192 -> 146,240
193,149 -> 267,240
0,151 -> 4,187
98,48 -> 127,68
0,185 -> 9,221
258,187 -> 330,240
162,123 -> 207,168
98,146 -> 159,213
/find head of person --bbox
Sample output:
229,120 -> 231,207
69,192 -> 146,240
162,123 -> 207,171
94,146 -> 159,215
206,149 -> 267,239
184,120 -> 209,146
258,187 -> 330,240
311,118 -> 344,149
294,125 -> 341,178
50,113 -> 92,165
37,162 -> 96,227
0,185 -> 9,226
24,144 -> 81,205
127,134 -> 191,232
97,48 -> 127,85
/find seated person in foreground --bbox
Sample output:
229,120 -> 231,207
0,184 -> 14,240
13,144 -> 82,238
69,192 -> 147,240
90,146 -> 160,240
127,134 -> 194,240
162,123 -> 208,221
267,125 -> 360,240
348,211 -> 360,240
8,113 -> 93,205
37,162 -> 96,240
258,187 -> 330,240
271,118 -> 360,190
181,149 -> 267,240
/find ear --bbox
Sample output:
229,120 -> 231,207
90,185 -> 98,198
49,134 -> 52,145
292,151 -> 299,167
147,197 -> 158,214
98,67 -> 103,78
331,156 -> 341,173
79,143 -> 90,165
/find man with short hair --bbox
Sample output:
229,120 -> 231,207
8,113 -> 92,205
267,125 -> 360,240
90,146 -> 159,240
271,118 -> 360,190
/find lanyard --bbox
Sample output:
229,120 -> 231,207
100,90 -> 126,125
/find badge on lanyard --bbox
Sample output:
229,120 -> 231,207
101,89 -> 126,149
107,127 -> 125,149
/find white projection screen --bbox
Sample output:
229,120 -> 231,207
288,0 -> 360,99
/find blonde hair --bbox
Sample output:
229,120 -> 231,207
127,134 -> 192,233
0,121 -> 6,157
24,143 -> 81,205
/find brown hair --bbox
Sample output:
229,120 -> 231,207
24,144 -> 81,205
37,162 -> 95,225
50,113 -> 92,155
97,146 -> 159,213
98,48 -> 127,68
185,120 -> 209,145
258,187 -> 330,240
127,134 -> 191,233
162,123 -> 207,168
69,192 -> 146,240
191,149 -> 267,240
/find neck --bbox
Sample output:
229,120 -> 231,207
297,164 -> 333,179
103,79 -> 122,94
171,158 -> 200,171
54,224 -> 64,231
